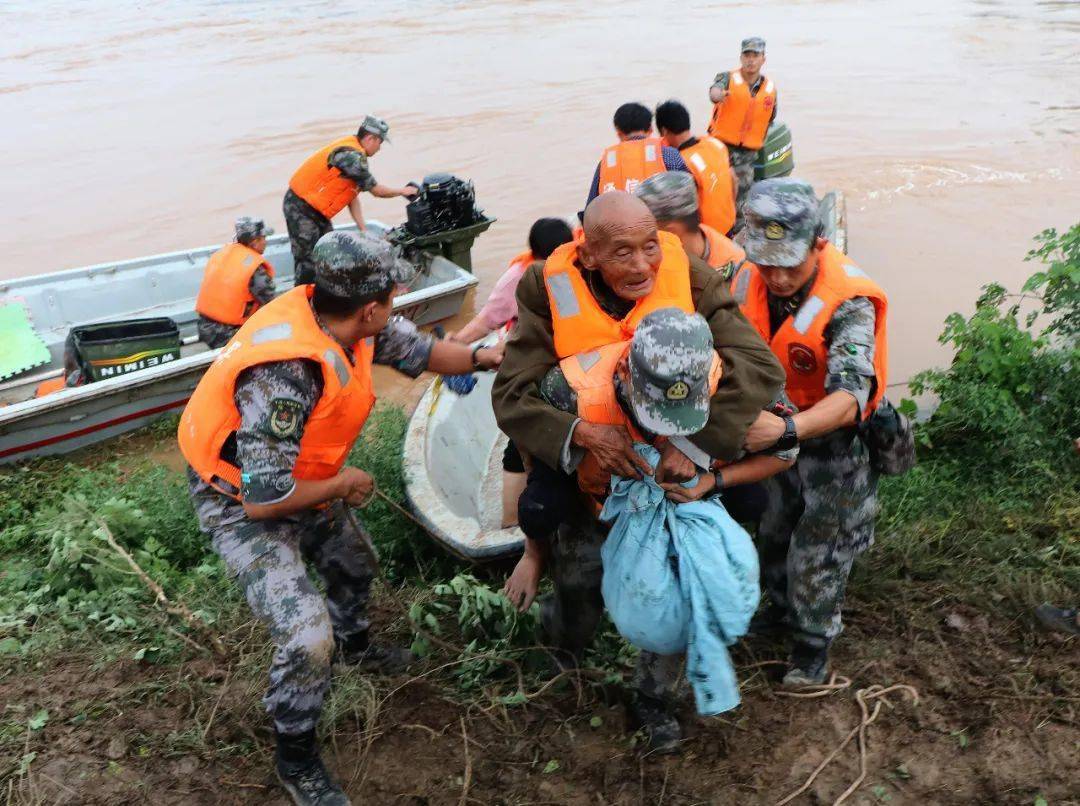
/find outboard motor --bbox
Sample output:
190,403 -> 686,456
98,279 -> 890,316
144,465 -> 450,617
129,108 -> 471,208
405,173 -> 484,237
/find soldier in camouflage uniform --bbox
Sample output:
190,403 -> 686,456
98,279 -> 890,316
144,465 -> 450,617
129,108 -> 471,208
732,179 -> 888,687
513,309 -> 796,753
708,37 -> 777,232
634,171 -> 745,280
196,217 -> 278,348
183,231 -> 502,805
284,115 -> 418,285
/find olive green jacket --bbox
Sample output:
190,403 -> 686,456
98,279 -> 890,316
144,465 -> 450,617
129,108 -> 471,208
492,255 -> 786,470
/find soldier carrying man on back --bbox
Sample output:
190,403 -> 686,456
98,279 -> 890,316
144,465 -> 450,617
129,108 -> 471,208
284,115 -> 418,285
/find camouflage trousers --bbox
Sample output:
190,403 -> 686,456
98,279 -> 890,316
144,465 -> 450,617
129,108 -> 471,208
758,427 -> 878,650
728,146 -> 758,232
283,189 -> 333,286
190,489 -> 375,735
540,510 -> 683,703
196,315 -> 239,349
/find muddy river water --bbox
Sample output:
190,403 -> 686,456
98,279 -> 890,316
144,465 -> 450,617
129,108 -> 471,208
3,0 -> 1078,384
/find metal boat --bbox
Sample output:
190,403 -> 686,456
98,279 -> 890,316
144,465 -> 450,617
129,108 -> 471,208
0,222 -> 479,464
403,193 -> 848,562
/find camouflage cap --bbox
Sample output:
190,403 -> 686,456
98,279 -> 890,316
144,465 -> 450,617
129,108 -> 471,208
234,216 -> 273,242
312,230 -> 415,297
627,308 -> 714,437
358,114 -> 391,144
743,178 -> 820,268
633,172 -> 699,222
741,36 -> 766,53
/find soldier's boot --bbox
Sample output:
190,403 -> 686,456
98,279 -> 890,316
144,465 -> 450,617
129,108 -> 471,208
747,602 -> 790,638
627,694 -> 682,755
338,633 -> 415,673
275,729 -> 351,806
1034,603 -> 1080,636
782,641 -> 830,687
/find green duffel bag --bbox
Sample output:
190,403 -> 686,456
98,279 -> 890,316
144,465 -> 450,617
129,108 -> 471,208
69,318 -> 181,382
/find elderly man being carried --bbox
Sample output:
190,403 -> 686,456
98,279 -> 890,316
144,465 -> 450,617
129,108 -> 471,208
493,191 -> 786,752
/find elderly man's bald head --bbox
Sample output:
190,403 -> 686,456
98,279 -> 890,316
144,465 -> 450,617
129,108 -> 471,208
579,191 -> 664,302
582,192 -> 656,244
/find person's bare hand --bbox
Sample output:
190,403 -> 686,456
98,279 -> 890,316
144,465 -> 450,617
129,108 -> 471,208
401,185 -> 419,199
743,410 -> 787,453
661,472 -> 717,504
573,422 -> 653,479
337,467 -> 374,505
709,86 -> 728,103
655,440 -> 696,484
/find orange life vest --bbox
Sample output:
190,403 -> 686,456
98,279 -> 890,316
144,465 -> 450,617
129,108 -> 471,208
597,137 -> 666,194
700,224 -> 745,272
707,70 -> 776,151
194,243 -> 276,327
178,286 -> 376,498
561,341 -> 722,498
288,135 -> 367,219
543,231 -> 694,359
35,376 -> 66,398
731,243 -> 888,416
681,136 -> 737,234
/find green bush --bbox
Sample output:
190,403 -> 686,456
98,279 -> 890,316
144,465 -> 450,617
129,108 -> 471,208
909,226 -> 1079,481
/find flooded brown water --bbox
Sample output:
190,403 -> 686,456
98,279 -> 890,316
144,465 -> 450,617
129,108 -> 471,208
3,0 -> 1078,383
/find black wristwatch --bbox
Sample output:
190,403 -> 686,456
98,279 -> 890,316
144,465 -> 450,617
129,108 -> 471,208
470,344 -> 484,371
772,415 -> 799,451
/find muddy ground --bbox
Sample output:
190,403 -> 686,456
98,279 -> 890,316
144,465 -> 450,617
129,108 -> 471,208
3,586 -> 1077,806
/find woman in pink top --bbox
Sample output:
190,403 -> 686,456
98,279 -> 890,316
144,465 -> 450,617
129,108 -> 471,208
450,218 -> 574,344
449,218 -> 574,532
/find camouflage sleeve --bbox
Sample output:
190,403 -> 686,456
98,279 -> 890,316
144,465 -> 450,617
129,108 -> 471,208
234,359 -> 324,504
539,366 -> 577,413
372,315 -> 435,378
824,297 -> 876,416
327,147 -> 377,192
248,266 -> 277,306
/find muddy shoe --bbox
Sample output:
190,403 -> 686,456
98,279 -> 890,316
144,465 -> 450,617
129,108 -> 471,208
628,694 -> 682,754
1035,603 -> 1080,636
276,731 -> 351,806
746,603 -> 789,638
782,642 -> 830,687
340,642 -> 415,673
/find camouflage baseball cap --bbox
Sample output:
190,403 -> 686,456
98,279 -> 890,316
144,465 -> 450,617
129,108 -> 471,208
743,178 -> 820,268
634,172 -> 699,221
358,114 -> 391,144
627,308 -> 715,437
234,216 -> 273,242
741,36 -> 766,53
312,230 -> 415,297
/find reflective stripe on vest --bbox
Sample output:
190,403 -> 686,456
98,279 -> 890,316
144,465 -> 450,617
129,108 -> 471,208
707,70 -> 777,151
561,341 -> 722,498
288,136 -> 366,219
597,137 -> 666,194
194,243 -> 275,326
178,286 -> 376,497
681,136 -> 737,234
734,244 -> 889,416
542,231 -> 694,359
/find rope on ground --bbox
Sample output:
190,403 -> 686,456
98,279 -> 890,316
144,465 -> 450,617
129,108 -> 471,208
458,716 -> 473,806
774,682 -> 920,806
77,501 -> 227,657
